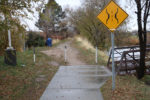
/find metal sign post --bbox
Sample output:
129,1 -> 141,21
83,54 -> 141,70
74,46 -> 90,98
111,32 -> 115,90
97,0 -> 128,90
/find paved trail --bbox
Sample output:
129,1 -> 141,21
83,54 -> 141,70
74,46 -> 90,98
40,41 -> 111,100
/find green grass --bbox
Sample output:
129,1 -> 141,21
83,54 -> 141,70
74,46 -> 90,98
0,45 -> 65,100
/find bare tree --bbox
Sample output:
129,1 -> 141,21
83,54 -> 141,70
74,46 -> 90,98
135,0 -> 150,79
68,0 -> 113,50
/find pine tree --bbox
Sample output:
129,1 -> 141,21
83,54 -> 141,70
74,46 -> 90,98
36,0 -> 66,39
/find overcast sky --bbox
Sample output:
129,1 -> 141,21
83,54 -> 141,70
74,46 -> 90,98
22,0 -> 140,31
22,0 -> 82,31
56,0 -> 82,10
118,0 -> 137,31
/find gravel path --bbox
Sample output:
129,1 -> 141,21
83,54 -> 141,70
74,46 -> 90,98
41,41 -> 86,65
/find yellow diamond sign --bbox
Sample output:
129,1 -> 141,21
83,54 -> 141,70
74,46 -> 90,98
97,1 -> 128,32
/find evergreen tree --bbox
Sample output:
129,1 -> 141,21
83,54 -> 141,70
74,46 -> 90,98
36,0 -> 67,39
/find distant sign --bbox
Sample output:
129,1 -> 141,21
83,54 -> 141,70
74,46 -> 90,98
97,1 -> 128,32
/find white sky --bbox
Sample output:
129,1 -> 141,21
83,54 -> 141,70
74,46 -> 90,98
22,0 -> 141,31
22,0 -> 82,31
55,0 -> 82,10
20,1 -> 48,31
118,0 -> 138,31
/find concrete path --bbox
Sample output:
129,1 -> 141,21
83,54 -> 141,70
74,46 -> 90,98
40,65 -> 111,100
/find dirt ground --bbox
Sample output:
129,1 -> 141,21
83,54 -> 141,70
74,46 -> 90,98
41,41 -> 86,65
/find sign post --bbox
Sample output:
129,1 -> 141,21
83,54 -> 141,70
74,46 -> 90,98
97,0 -> 128,90
111,31 -> 115,90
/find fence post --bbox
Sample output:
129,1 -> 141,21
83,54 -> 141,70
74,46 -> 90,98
95,46 -> 98,64
64,45 -> 67,63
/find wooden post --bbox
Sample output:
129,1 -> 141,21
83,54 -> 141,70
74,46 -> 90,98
64,45 -> 67,63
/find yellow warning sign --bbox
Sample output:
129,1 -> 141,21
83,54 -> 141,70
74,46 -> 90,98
97,1 -> 128,32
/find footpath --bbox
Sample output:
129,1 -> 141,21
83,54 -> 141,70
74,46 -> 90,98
40,41 -> 112,100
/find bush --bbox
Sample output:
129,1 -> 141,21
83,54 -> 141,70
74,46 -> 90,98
26,31 -> 45,48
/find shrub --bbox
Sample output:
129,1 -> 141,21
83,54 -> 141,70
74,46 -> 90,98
26,31 -> 45,48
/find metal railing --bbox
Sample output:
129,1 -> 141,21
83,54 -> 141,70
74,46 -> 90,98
107,44 -> 150,75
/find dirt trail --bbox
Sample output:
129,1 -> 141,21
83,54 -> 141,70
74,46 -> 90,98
41,41 -> 86,65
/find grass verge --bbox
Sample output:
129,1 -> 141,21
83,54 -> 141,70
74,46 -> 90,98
101,76 -> 150,100
0,45 -> 65,100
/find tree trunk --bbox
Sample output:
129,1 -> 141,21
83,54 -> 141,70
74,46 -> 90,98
137,40 -> 146,79
135,0 -> 150,79
135,0 -> 146,79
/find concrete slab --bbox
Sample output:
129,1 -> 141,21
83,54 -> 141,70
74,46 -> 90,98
40,65 -> 111,100
40,89 -> 103,100
49,76 -> 107,89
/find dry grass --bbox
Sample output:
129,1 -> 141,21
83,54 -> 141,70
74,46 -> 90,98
101,76 -> 150,100
73,36 -> 108,65
126,36 -> 139,45
52,39 -> 60,44
75,36 -> 95,50
118,36 -> 139,46
75,37 -> 108,59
